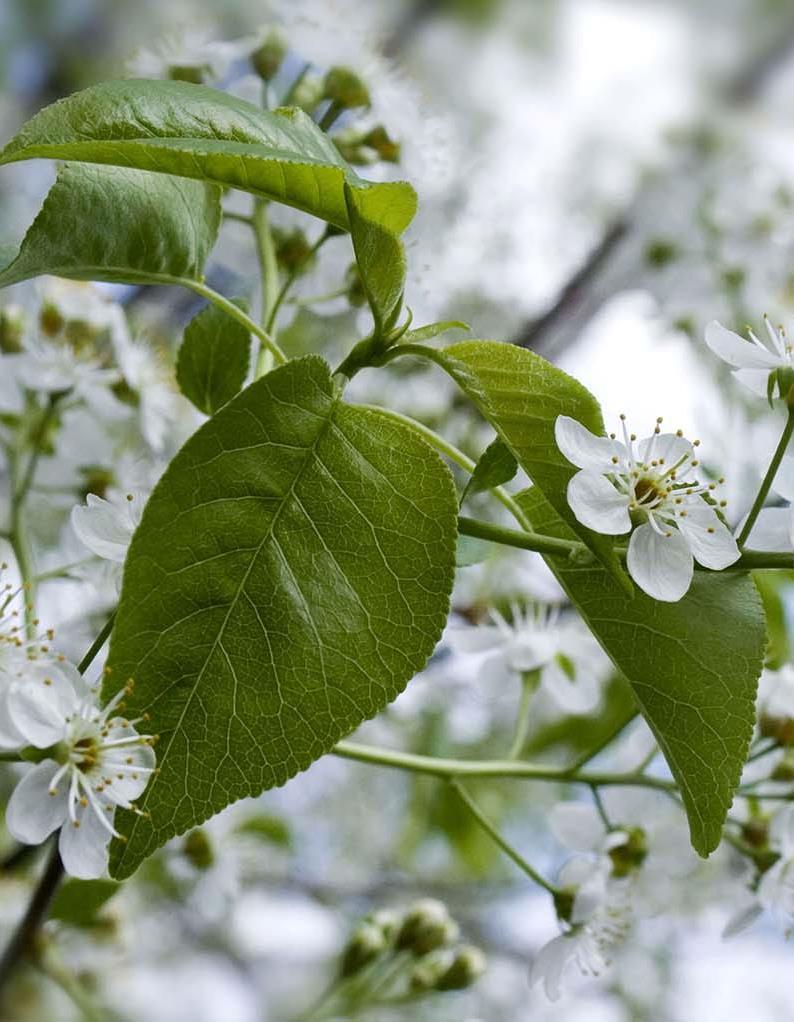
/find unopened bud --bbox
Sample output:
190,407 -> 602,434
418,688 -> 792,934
364,908 -> 401,943
339,921 -> 387,978
409,949 -> 454,992
251,31 -> 287,82
435,945 -> 487,990
273,228 -> 316,274
323,67 -> 370,111
183,828 -> 214,870
759,711 -> 794,745
396,899 -> 458,956
0,305 -> 25,354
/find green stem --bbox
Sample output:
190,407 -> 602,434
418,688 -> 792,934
738,408 -> 794,547
253,200 -> 280,378
332,740 -> 677,792
509,670 -> 539,759
265,229 -> 332,335
222,210 -> 254,226
319,101 -> 343,131
450,779 -> 560,894
78,612 -> 116,674
33,558 -> 97,584
185,280 -> 285,367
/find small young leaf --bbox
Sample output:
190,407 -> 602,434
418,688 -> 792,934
462,438 -> 518,502
517,487 -> 765,857
0,80 -> 416,235
344,182 -> 406,335
417,340 -> 628,588
176,301 -> 251,415
104,356 -> 457,878
49,879 -> 119,927
0,162 -> 220,288
401,321 -> 469,344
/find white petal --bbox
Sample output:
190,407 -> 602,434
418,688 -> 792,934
555,416 -> 625,472
567,472 -> 631,535
549,802 -> 605,853
627,524 -> 693,602
530,934 -> 574,1001
704,321 -> 780,369
8,668 -> 77,748
542,660 -> 601,714
445,625 -> 502,656
0,696 -> 25,750
637,433 -> 693,468
71,494 -> 136,562
733,368 -> 776,396
58,805 -> 112,879
6,761 -> 67,844
677,504 -> 740,570
773,456 -> 794,502
744,507 -> 794,552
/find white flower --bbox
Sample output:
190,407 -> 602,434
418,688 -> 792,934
723,805 -> 794,938
112,334 -> 180,453
71,490 -> 147,565
447,603 -> 607,714
555,414 -> 740,601
15,338 -> 119,398
743,454 -> 794,552
127,29 -> 242,83
705,317 -> 792,396
5,666 -> 155,879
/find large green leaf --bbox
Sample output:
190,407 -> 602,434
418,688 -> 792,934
414,340 -> 627,587
344,182 -> 405,335
0,162 -> 220,288
104,356 -> 457,878
0,79 -> 416,235
176,300 -> 251,415
518,487 -> 765,856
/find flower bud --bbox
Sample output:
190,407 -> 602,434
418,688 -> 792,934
339,921 -> 387,978
435,945 -> 487,990
759,711 -> 794,745
167,65 -> 206,85
608,826 -> 647,878
183,828 -> 214,870
323,67 -> 371,111
0,304 -> 25,353
251,31 -> 287,82
273,228 -> 317,275
396,899 -> 459,956
364,908 -> 401,943
291,74 -> 325,114
409,949 -> 454,992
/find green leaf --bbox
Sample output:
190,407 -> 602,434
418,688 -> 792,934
462,437 -> 517,502
104,356 -> 457,878
517,487 -> 765,856
0,162 -> 220,288
50,879 -> 119,927
417,340 -> 628,588
344,182 -> 405,335
401,320 -> 469,344
176,300 -> 251,415
0,80 -> 416,235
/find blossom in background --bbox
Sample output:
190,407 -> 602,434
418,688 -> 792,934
555,414 -> 739,601
5,663 -> 156,878
723,805 -> 794,938
127,28 -> 243,83
741,455 -> 794,553
71,489 -> 147,566
111,333 -> 181,453
704,318 -> 793,396
447,603 -> 608,714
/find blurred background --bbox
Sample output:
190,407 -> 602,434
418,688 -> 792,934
3,0 -> 794,1019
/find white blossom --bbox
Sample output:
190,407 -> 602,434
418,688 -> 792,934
71,490 -> 147,565
555,413 -> 739,601
705,317 -> 793,396
723,805 -> 794,938
127,29 -> 242,83
5,665 -> 155,879
447,603 -> 608,714
743,454 -> 794,552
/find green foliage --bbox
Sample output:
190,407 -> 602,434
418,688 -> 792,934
517,487 -> 766,856
461,437 -> 518,502
104,356 -> 457,878
344,183 -> 406,336
176,301 -> 251,415
0,79 -> 416,235
0,163 -> 220,288
416,340 -> 628,588
234,813 -> 293,849
49,879 -> 119,927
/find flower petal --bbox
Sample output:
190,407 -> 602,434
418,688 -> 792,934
555,416 -> 625,472
744,507 -> 794,553
70,493 -> 138,563
636,433 -> 693,468
677,504 -> 740,570
6,761 -> 67,844
58,805 -> 112,879
704,321 -> 780,369
627,523 -> 693,602
566,472 -> 631,535
732,368 -> 776,396
8,667 -> 77,748
549,802 -> 605,853
773,456 -> 794,502
530,934 -> 574,1001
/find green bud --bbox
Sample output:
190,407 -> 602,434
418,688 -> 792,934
0,305 -> 26,354
644,239 -> 678,268
323,67 -> 371,111
435,945 -> 487,990
183,828 -> 214,870
168,65 -> 206,85
409,950 -> 454,992
252,31 -> 287,82
396,899 -> 459,956
273,228 -> 317,275
339,921 -> 387,978
291,74 -> 325,114
361,125 -> 400,163
364,908 -> 401,943
39,301 -> 65,338
608,826 -> 647,878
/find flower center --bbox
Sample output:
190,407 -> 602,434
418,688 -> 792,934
72,735 -> 99,771
632,476 -> 665,508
